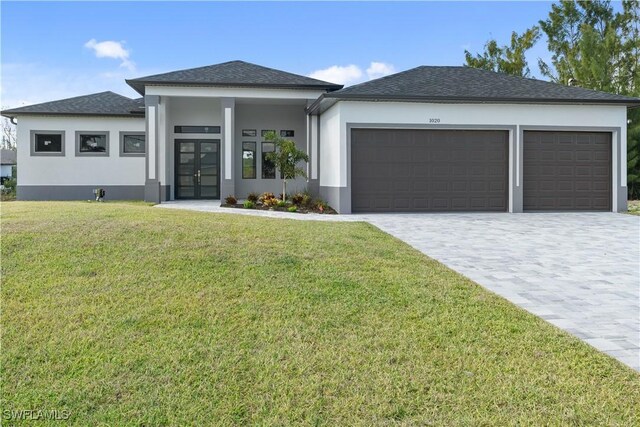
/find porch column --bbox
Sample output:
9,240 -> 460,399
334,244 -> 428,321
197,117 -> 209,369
144,95 -> 161,203
220,97 -> 235,199
307,113 -> 320,196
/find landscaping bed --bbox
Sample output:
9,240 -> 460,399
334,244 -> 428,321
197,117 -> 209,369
221,192 -> 337,214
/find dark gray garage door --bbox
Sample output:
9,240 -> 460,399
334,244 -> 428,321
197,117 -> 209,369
351,129 -> 509,212
523,131 -> 611,211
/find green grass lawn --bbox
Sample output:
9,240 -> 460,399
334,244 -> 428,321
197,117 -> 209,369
628,200 -> 640,215
2,202 -> 639,425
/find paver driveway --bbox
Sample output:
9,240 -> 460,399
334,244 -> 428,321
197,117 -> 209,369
159,202 -> 640,371
358,212 -> 640,371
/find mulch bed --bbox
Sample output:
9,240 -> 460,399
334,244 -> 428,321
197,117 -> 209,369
221,203 -> 337,214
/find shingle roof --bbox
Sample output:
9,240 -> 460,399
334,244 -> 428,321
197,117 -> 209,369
319,66 -> 640,106
0,92 -> 145,118
126,60 -> 343,94
0,149 -> 16,165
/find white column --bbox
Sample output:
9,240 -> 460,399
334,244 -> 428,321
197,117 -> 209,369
311,115 -> 318,180
224,107 -> 232,180
148,106 -> 156,180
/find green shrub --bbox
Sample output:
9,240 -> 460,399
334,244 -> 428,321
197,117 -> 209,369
259,192 -> 276,203
224,195 -> 237,205
247,192 -> 259,203
2,177 -> 16,195
314,199 -> 328,213
301,192 -> 313,207
291,193 -> 304,206
276,200 -> 287,208
287,206 -> 297,213
243,200 -> 255,209
263,197 -> 279,208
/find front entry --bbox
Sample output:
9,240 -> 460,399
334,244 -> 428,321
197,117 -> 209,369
175,139 -> 220,199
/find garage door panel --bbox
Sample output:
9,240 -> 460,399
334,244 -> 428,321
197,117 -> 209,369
351,129 -> 508,212
592,181 -> 609,192
557,151 -> 574,161
523,131 -> 611,211
593,166 -> 609,177
575,150 -> 592,161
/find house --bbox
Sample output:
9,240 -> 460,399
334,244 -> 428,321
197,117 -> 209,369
2,60 -> 639,213
0,149 -> 16,185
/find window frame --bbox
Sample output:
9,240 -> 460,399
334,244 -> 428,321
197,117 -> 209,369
30,130 -> 65,156
174,125 -> 220,134
261,141 -> 276,179
75,131 -> 110,157
242,141 -> 257,179
119,132 -> 146,157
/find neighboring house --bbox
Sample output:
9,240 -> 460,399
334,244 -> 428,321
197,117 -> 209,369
2,60 -> 639,213
0,149 -> 16,185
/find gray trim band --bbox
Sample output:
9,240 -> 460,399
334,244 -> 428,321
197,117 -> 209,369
75,131 -> 110,157
145,95 -> 161,203
344,123 -> 518,214
519,125 -> 624,213
17,185 -> 145,201
119,131 -> 146,157
30,130 -> 65,157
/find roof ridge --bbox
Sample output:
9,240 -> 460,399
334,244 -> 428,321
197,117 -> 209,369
332,65 -> 425,93
322,65 -> 640,105
125,60 -> 343,95
128,60 -> 339,85
1,91 -> 135,112
458,66 -> 638,99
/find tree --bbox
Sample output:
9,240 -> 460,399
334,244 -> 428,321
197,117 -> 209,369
464,27 -> 541,77
538,0 -> 640,199
628,116 -> 640,199
1,114 -> 16,150
617,0 -> 640,96
264,131 -> 308,202
538,0 -> 622,90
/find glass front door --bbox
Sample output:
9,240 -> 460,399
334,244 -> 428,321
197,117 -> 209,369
175,139 -> 220,199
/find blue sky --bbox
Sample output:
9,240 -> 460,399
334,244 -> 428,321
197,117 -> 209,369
2,1 -> 571,108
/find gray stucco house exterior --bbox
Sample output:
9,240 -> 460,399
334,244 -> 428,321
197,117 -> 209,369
3,60 -> 639,213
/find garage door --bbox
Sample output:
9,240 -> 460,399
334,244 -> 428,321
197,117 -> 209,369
523,131 -> 611,211
351,129 -> 509,212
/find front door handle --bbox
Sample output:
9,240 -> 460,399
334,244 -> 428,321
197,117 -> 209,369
194,170 -> 201,184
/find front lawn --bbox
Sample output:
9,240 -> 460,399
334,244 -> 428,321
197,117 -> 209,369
2,202 -> 639,425
628,200 -> 640,215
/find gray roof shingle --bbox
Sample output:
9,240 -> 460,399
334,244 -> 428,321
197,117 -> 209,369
322,66 -> 640,105
126,60 -> 343,94
1,92 -> 145,118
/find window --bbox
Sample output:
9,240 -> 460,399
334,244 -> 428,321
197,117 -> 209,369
280,130 -> 295,137
31,131 -> 65,156
174,126 -> 220,134
119,132 -> 145,157
261,130 -> 276,137
76,131 -> 109,156
262,142 -> 276,179
242,142 -> 256,179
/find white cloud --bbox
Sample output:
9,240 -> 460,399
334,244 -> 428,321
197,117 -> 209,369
84,39 -> 135,71
308,64 -> 363,85
0,62 -> 144,109
309,62 -> 396,86
366,62 -> 395,80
